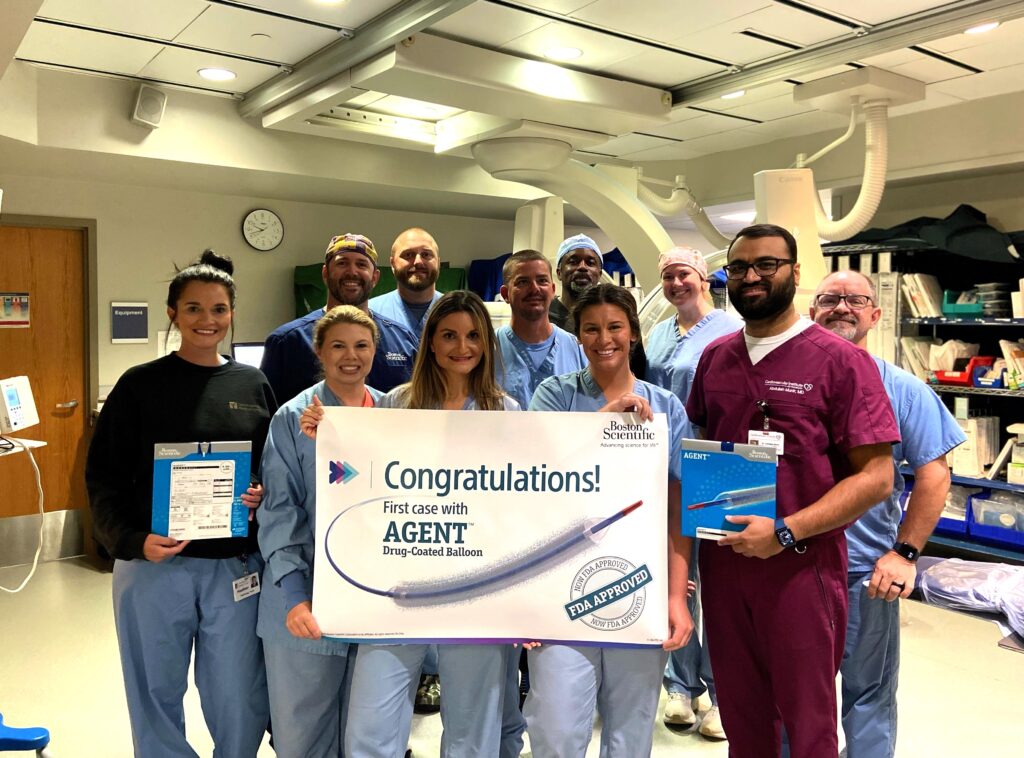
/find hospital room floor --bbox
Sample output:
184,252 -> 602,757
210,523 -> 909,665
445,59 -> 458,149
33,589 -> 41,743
1,558 -> 1022,757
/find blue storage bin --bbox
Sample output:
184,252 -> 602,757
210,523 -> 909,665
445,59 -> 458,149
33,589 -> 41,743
966,492 -> 1024,550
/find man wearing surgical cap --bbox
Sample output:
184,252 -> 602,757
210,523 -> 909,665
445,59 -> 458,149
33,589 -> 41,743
259,233 -> 419,403
644,246 -> 742,741
549,233 -> 648,378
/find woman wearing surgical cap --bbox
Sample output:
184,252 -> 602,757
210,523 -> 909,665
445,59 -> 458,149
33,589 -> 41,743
257,305 -> 384,757
645,246 -> 742,740
342,289 -> 526,758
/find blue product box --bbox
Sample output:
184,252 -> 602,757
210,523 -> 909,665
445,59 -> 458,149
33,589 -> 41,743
680,439 -> 777,539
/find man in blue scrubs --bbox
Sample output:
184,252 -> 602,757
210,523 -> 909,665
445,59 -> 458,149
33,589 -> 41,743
497,249 -> 587,409
260,233 -> 418,403
369,227 -> 443,337
810,270 -> 965,758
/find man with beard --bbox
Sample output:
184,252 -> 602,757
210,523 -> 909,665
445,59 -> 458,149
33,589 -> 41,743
260,233 -> 418,403
497,249 -> 587,409
685,224 -> 900,758
370,228 -> 443,337
810,270 -> 963,758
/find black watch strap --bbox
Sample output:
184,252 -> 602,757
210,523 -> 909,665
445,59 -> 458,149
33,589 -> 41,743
774,517 -> 796,549
892,541 -> 920,562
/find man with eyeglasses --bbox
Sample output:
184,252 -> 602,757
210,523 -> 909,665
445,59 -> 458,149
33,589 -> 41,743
685,224 -> 900,758
369,228 -> 444,338
810,270 -> 964,758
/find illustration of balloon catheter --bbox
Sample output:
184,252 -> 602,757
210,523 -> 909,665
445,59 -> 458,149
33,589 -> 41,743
324,499 -> 643,606
687,484 -> 776,511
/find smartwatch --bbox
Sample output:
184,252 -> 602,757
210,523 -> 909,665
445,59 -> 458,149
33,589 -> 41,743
774,517 -> 797,549
892,541 -> 920,563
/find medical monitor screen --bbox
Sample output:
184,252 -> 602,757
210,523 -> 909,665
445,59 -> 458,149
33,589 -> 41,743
232,342 -> 265,369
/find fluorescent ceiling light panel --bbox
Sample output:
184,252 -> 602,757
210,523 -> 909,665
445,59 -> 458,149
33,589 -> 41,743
719,211 -> 757,222
965,21 -> 1000,34
544,46 -> 583,61
721,90 -> 746,99
198,67 -> 236,81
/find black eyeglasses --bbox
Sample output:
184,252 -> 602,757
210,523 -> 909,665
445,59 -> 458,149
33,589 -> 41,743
723,258 -> 793,280
813,293 -> 874,310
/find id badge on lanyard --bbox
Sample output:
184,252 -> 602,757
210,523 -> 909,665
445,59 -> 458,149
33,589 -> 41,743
747,399 -> 784,457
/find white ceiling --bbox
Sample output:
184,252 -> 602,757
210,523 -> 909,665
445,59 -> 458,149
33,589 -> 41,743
10,0 -> 1024,163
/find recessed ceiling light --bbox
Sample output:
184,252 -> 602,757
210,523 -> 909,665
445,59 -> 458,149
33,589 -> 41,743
721,90 -> 745,100
198,67 -> 236,82
965,21 -> 1000,34
314,0 -> 347,5
544,46 -> 583,61
720,211 -> 757,223
250,33 -> 272,41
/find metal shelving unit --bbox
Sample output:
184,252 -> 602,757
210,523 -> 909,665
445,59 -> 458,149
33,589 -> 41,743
904,317 -> 1024,326
929,385 -> 1024,398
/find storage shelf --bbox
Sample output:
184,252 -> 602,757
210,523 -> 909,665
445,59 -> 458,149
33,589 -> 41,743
927,535 -> 1024,563
904,317 -> 1024,326
900,465 -> 1024,494
928,385 -> 1024,398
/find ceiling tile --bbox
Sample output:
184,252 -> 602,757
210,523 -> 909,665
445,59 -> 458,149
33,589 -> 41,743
932,60 -> 1024,100
234,0 -> 406,29
798,1 -> 953,27
663,106 -> 708,124
723,94 -> 813,121
927,16 -> 1024,54
887,88 -> 964,116
740,4 -> 853,46
17,22 -> 162,75
517,0 -> 600,14
857,48 -> 920,68
36,0 -> 209,40
944,34 -> 1024,70
591,132 -> 679,156
699,80 -> 794,111
887,55 -> 972,84
174,4 -> 341,64
739,109 -> 850,141
597,48 -> 725,88
670,24 -> 794,65
796,64 -> 861,83
620,142 -> 704,161
138,46 -> 281,92
645,112 -> 753,140
675,128 -> 767,156
429,3 -> 549,48
573,0 -> 771,44
499,20 -> 650,70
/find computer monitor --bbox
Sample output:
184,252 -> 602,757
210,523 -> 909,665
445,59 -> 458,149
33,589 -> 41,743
232,342 -> 265,369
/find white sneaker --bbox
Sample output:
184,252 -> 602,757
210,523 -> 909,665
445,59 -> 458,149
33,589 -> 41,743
698,705 -> 726,740
663,692 -> 697,726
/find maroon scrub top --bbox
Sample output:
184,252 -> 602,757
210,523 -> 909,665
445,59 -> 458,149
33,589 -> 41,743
686,323 -> 899,538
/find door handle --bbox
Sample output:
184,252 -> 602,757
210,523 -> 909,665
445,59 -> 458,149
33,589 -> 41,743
56,400 -> 79,409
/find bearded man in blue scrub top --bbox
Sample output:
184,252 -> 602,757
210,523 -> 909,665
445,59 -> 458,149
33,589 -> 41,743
497,249 -> 587,409
810,270 -> 965,758
369,227 -> 443,337
260,234 -> 418,402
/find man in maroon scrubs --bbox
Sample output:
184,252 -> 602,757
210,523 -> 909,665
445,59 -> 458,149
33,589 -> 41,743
686,224 -> 900,758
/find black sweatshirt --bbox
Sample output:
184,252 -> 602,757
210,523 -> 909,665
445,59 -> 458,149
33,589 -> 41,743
87,353 -> 277,561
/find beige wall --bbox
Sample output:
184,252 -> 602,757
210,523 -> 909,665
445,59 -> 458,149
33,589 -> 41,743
0,171 -> 515,392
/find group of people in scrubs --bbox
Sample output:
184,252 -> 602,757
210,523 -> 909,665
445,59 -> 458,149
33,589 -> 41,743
88,221 -> 960,758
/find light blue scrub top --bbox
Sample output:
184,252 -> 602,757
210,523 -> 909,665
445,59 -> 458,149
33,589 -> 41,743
369,289 -> 443,338
530,369 -> 693,481
257,381 -> 383,654
378,385 -> 521,412
645,309 -> 743,403
496,325 -> 587,410
846,357 -> 966,572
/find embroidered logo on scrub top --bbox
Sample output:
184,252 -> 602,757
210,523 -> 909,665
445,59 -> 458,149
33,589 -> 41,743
763,380 -> 814,396
385,351 -> 409,365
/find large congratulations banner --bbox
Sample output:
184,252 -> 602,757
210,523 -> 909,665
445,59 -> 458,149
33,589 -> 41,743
312,407 -> 669,647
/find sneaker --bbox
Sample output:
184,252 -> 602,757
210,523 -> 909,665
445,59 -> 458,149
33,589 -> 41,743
663,692 -> 697,726
414,674 -> 440,714
698,705 -> 726,740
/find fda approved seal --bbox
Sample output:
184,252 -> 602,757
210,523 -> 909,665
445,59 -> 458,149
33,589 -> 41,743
564,556 -> 651,631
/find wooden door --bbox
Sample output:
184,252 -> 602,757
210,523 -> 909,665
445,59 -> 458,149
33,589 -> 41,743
0,226 -> 87,517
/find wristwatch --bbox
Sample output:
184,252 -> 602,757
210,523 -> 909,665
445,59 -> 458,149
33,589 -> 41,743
892,541 -> 920,563
774,517 -> 797,549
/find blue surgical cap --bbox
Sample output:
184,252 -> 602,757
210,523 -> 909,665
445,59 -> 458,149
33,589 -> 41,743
556,234 -> 603,268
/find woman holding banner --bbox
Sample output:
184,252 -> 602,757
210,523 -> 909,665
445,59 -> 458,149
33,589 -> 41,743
526,283 -> 695,758
257,305 -> 383,757
341,289 -> 527,758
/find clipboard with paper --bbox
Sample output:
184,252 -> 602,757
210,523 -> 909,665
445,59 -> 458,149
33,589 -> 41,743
680,439 -> 777,540
151,441 -> 252,540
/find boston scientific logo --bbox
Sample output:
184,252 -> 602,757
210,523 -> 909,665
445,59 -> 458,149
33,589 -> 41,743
329,460 -> 359,485
564,556 -> 651,631
602,419 -> 654,441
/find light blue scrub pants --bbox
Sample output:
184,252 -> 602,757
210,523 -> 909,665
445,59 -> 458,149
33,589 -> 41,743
345,643 -> 522,758
525,645 -> 668,758
264,642 -> 355,758
663,554 -> 716,705
112,555 -> 268,758
840,570 -> 900,758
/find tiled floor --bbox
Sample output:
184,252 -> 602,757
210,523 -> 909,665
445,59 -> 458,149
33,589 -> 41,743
1,558 -> 1022,757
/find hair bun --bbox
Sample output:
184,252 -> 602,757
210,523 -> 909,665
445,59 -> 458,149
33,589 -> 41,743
199,248 -> 234,276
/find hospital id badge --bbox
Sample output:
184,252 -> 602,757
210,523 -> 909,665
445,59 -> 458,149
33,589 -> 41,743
747,430 -> 784,457
232,572 -> 261,602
